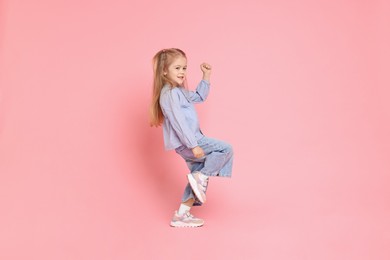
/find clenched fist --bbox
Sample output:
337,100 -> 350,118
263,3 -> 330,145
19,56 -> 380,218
192,146 -> 205,159
200,63 -> 212,82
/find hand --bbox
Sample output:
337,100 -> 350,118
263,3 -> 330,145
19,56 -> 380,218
200,63 -> 212,81
200,63 -> 212,74
192,146 -> 205,159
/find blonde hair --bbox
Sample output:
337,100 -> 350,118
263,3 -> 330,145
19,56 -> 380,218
149,48 -> 187,127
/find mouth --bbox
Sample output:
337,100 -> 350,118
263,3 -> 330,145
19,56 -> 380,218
177,76 -> 185,80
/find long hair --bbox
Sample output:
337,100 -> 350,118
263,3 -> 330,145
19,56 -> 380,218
149,48 -> 187,127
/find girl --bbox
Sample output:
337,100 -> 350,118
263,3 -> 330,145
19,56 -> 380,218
150,48 -> 233,227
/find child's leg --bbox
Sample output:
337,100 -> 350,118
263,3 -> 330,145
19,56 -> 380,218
177,198 -> 194,215
171,192 -> 204,228
183,198 -> 194,207
181,177 -> 205,206
171,197 -> 204,227
181,162 -> 207,206
186,137 -> 233,203
196,137 -> 234,178
175,137 -> 233,205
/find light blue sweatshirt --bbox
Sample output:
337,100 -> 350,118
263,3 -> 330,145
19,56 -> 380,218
159,80 -> 210,150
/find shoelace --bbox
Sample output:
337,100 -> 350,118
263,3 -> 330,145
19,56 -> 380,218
200,177 -> 209,192
184,212 -> 196,219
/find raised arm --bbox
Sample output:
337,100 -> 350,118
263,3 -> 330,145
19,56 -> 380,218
187,62 -> 212,103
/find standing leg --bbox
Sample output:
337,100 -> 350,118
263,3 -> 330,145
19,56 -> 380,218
170,158 -> 205,227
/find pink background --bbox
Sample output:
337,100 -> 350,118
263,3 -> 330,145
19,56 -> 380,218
1,0 -> 390,259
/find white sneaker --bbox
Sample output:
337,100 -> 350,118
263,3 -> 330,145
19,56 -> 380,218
170,211 -> 204,227
187,172 -> 208,203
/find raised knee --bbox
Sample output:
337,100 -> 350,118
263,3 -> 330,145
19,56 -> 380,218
225,143 -> 233,155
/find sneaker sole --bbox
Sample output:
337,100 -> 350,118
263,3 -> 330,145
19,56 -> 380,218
170,221 -> 204,228
187,174 -> 206,203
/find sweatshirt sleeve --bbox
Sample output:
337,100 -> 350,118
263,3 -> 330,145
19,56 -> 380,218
161,88 -> 199,149
186,80 -> 210,103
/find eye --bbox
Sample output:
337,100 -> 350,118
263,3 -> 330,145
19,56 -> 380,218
183,67 -> 187,71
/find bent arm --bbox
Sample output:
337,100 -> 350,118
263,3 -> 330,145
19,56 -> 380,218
186,80 -> 210,103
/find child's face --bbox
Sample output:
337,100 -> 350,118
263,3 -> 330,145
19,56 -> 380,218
166,56 -> 187,86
